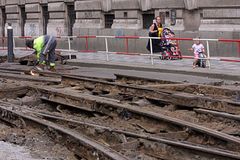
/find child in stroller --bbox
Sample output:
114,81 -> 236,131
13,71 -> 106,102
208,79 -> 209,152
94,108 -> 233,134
159,28 -> 182,60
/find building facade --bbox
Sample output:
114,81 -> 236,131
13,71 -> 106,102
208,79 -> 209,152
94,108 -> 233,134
0,0 -> 240,56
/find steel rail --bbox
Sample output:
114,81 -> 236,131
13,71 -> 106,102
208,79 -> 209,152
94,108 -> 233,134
61,75 -> 240,114
31,86 -> 240,145
0,104 -> 129,160
30,111 -> 240,160
195,108 -> 240,121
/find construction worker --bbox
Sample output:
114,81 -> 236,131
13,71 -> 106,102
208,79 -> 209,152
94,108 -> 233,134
25,35 -> 57,72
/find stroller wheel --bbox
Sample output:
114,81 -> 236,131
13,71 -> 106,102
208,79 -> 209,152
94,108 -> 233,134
202,62 -> 206,68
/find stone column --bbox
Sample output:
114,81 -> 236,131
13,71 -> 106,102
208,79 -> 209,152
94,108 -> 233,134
47,2 -> 67,36
101,0 -> 112,12
5,4 -> 21,36
183,9 -> 200,31
184,0 -> 198,10
138,0 -> 152,11
24,3 -> 42,36
74,0 -> 104,29
111,0 -> 142,29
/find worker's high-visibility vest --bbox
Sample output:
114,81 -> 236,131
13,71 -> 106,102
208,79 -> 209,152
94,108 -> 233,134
33,36 -> 44,60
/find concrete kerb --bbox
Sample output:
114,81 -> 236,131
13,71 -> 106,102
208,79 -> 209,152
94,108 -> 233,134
66,60 -> 240,82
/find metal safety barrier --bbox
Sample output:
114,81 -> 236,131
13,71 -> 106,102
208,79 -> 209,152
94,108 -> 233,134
0,35 -> 239,69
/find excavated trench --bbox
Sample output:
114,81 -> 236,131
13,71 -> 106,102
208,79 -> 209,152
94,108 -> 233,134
0,84 -> 78,159
0,76 -> 240,160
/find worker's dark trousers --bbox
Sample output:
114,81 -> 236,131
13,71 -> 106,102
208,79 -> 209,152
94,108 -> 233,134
39,37 -> 57,67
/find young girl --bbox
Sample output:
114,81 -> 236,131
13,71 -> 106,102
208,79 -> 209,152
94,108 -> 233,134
190,39 -> 205,68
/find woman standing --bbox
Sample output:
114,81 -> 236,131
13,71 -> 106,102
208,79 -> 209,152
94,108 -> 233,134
146,16 -> 163,53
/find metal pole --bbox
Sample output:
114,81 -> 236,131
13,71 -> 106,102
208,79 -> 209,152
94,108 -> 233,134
125,38 -> 129,53
2,37 -> 4,50
85,37 -> 88,51
150,38 -> 154,65
7,24 -> 14,62
68,37 -> 71,51
13,36 -> 16,51
67,37 -> 71,59
105,37 -> 109,61
206,40 -> 211,69
238,42 -> 240,58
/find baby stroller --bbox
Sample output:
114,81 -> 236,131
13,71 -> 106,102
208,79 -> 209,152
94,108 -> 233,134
159,28 -> 182,60
196,52 -> 207,68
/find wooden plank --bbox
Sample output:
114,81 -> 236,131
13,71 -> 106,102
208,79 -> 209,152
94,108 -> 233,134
40,96 -> 93,112
115,74 -> 240,97
0,69 -> 22,75
0,67 -> 114,81
61,75 -> 240,114
0,72 -> 61,83
114,74 -> 178,84
29,111 -> 240,160
0,105 -> 129,160
144,83 -> 193,88
33,85 -> 240,145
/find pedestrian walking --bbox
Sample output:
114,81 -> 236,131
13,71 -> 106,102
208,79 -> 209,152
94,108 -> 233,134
146,16 -> 163,53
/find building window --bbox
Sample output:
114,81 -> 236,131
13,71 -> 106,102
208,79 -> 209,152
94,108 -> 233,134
67,4 -> 76,36
42,5 -> 49,35
166,11 -> 170,18
105,14 -> 114,28
142,13 -> 154,29
124,12 -> 128,18
20,6 -> 26,36
170,10 -> 177,26
1,7 -> 6,37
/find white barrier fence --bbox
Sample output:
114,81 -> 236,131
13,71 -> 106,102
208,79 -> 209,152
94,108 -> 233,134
0,35 -> 239,68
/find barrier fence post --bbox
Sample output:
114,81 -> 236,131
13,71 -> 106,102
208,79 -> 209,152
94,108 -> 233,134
125,38 -> 129,53
67,36 -> 72,59
7,24 -> 14,62
85,37 -> 88,51
150,38 -> 154,65
206,40 -> 211,69
176,40 -> 180,59
68,37 -> 71,51
105,37 -> 109,61
2,37 -> 4,50
24,37 -> 28,50
238,42 -> 240,58
13,37 -> 16,51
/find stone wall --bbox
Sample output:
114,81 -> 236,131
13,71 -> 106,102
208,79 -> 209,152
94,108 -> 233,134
0,0 -> 239,57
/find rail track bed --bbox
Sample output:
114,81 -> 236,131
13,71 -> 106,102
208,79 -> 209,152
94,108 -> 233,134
0,67 -> 239,160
